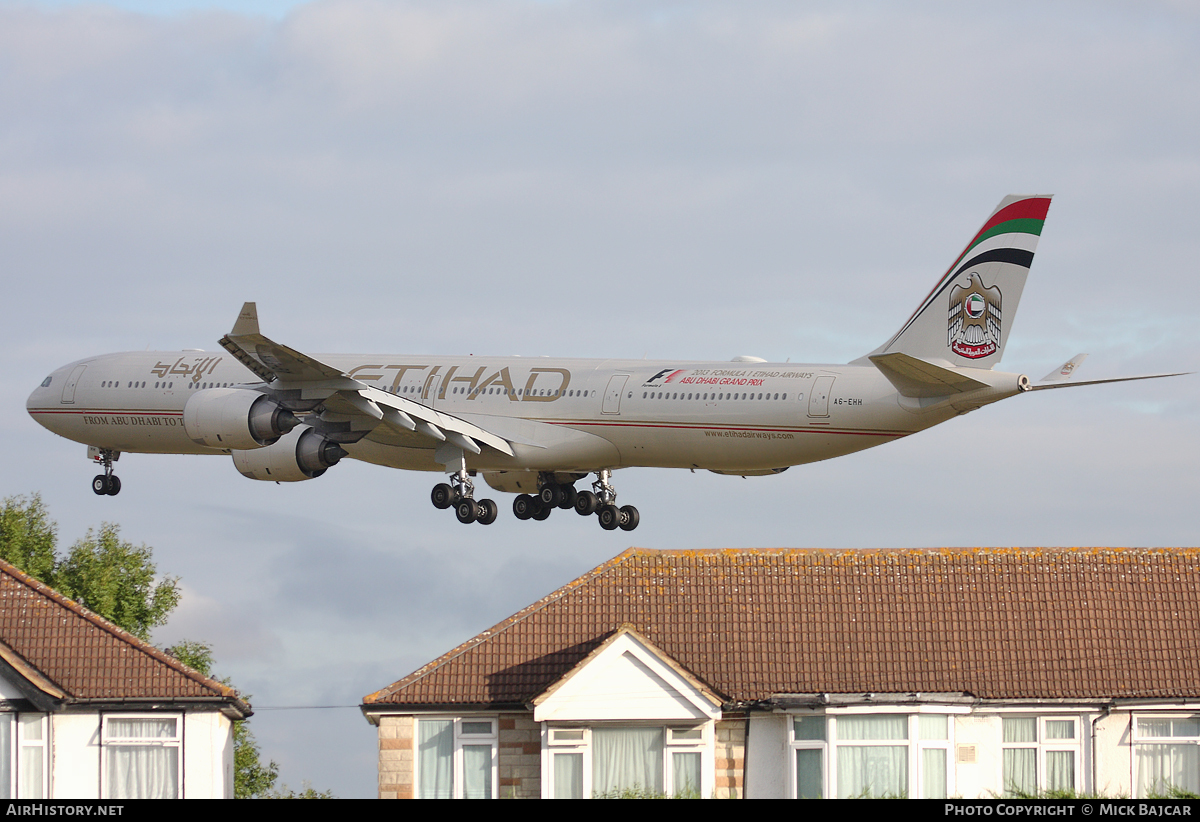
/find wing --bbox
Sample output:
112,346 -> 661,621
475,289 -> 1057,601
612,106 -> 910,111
218,303 -> 515,457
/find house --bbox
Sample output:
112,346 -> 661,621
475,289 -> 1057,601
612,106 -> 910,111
361,547 -> 1200,799
0,558 -> 249,799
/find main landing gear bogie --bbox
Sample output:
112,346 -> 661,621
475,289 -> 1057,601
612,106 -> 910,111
516,471 -> 639,531
431,475 -> 497,526
433,469 -> 639,530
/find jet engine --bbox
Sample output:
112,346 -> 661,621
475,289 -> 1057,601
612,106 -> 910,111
231,427 -> 348,482
183,388 -> 298,450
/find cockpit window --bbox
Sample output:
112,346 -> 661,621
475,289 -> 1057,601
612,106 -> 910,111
40,376 -> 52,388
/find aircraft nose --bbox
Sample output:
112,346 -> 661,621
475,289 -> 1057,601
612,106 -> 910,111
27,371 -> 58,426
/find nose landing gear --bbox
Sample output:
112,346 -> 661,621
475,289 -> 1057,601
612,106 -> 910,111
90,448 -> 121,496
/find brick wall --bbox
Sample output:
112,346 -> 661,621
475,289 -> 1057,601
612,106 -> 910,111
714,716 -> 746,799
498,713 -> 541,798
377,714 -> 414,799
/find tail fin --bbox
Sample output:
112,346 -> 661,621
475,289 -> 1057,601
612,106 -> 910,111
861,195 -> 1052,369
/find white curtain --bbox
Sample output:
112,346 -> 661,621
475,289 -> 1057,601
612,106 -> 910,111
672,752 -> 701,797
836,715 -> 908,798
1002,718 -> 1037,796
1137,744 -> 1200,797
837,745 -> 907,798
462,744 -> 492,799
105,746 -> 178,799
1046,751 -> 1074,793
553,753 -> 583,799
105,717 -> 178,800
1002,749 -> 1036,796
922,748 -> 947,799
591,727 -> 663,796
418,719 -> 453,799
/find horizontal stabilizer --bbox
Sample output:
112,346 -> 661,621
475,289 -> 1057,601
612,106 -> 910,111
1025,371 -> 1190,392
869,352 -> 989,398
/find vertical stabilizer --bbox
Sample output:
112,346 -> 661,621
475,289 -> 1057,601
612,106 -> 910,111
862,195 -> 1052,368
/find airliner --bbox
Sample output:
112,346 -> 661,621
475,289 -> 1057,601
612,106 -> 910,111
26,195 -> 1182,530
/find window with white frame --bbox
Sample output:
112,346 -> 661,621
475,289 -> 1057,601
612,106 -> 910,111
789,712 -> 952,799
416,717 -> 497,799
102,714 -> 182,799
1001,716 -> 1080,797
1134,714 -> 1200,798
0,713 -> 47,799
545,723 -> 707,798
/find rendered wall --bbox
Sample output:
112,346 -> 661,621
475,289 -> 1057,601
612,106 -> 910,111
50,713 -> 100,799
183,711 -> 235,798
49,710 -> 233,799
744,713 -> 787,799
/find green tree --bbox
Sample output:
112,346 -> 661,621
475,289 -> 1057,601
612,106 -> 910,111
0,494 -> 58,582
54,523 -> 179,642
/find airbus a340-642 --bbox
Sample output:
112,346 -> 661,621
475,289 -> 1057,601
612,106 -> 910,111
27,195 -> 1182,530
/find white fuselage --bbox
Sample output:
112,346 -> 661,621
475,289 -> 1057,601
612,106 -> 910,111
27,350 -> 965,476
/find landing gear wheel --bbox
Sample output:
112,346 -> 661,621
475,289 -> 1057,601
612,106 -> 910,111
558,485 -> 578,510
431,483 -> 457,510
531,499 -> 552,521
598,504 -> 621,531
476,499 -> 498,525
574,490 -> 599,516
539,486 -> 563,507
456,498 -> 480,524
618,505 -> 639,531
513,494 -> 535,520
106,475 -> 122,496
92,475 -> 109,496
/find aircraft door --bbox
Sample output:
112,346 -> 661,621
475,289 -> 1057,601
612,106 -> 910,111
61,365 -> 87,404
808,375 -> 834,417
603,375 -> 629,414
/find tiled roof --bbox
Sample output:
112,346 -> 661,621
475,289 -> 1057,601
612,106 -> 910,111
0,559 -> 248,713
365,548 -> 1200,707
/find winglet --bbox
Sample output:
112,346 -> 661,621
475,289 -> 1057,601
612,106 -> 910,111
231,302 -> 260,337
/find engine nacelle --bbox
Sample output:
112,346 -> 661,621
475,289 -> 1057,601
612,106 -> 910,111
183,388 -> 298,450
231,427 -> 348,482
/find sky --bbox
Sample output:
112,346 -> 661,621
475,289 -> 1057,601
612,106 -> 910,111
2,0 -> 1197,799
